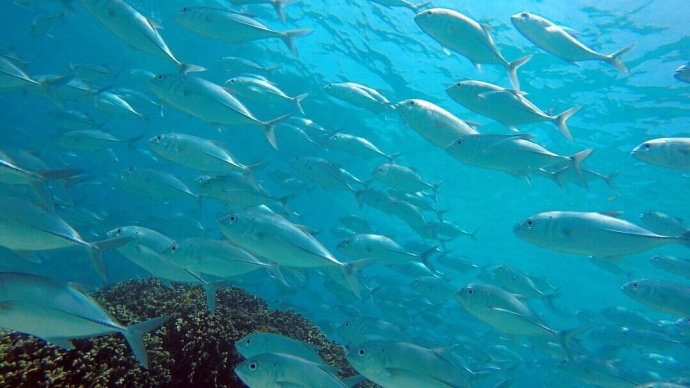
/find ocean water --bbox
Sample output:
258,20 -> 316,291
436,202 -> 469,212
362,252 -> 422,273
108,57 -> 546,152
1,0 -> 690,386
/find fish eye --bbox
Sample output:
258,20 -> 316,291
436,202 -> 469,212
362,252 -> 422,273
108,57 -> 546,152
170,244 -> 178,252
249,362 -> 256,370
456,139 -> 463,145
521,12 -> 529,18
156,74 -> 165,80
643,143 -> 651,149
229,215 -> 237,222
344,321 -> 350,327
182,7 -> 189,12
358,349 -> 366,356
525,219 -> 534,227
246,339 -> 251,344
408,101 -> 416,106
631,282 -> 638,288
156,135 -> 163,141
467,289 -> 473,295
115,228 -> 122,235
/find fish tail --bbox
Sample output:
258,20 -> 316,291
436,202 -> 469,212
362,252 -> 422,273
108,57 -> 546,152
555,105 -> 581,141
293,93 -> 309,115
606,43 -> 636,73
341,259 -> 377,299
467,228 -> 480,242
411,1 -> 432,12
420,246 -> 439,267
279,192 -> 298,214
568,148 -> 594,187
387,152 -> 400,163
281,29 -> 313,57
261,113 -> 293,149
88,236 -> 133,280
678,231 -> 690,248
270,0 -> 287,23
122,315 -> 171,369
603,170 -> 620,193
432,180 -> 442,203
243,161 -> 268,184
558,327 -> 589,360
177,63 -> 206,74
506,54 -> 532,90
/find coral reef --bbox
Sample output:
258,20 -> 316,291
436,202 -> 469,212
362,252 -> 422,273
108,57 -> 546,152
0,279 -> 359,387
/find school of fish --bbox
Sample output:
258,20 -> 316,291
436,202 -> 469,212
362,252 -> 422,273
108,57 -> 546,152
1,0 -> 690,387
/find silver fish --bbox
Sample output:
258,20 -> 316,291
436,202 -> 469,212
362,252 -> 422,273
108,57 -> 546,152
235,352 -> 345,388
515,211 -> 690,259
622,279 -> 690,318
511,11 -> 635,72
446,80 -> 580,140
77,0 -> 202,73
415,8 -> 531,89
631,137 -> 690,170
446,134 -> 591,182
0,272 -> 169,369
148,73 -> 290,149
395,99 -> 478,149
174,7 -> 311,56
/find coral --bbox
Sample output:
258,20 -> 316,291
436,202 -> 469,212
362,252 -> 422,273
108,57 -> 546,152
0,278 -> 360,387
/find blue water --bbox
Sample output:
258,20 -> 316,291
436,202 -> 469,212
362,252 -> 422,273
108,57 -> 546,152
2,0 -> 690,386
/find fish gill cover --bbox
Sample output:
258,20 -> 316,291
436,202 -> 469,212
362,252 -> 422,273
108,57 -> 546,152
0,0 -> 689,387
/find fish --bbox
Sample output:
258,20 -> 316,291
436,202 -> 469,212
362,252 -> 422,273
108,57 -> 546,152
227,0 -> 302,24
674,62 -> 690,83
370,0 -> 431,12
372,163 -> 441,201
395,99 -> 479,149
174,7 -> 311,56
322,132 -> 397,162
218,209 -> 372,298
162,237 -> 271,278
621,279 -> 690,318
107,225 -> 175,261
490,264 -> 560,307
339,215 -> 376,234
414,8 -> 531,89
147,133 -> 262,179
511,11 -> 635,72
323,82 -> 394,114
557,355 -> 639,387
445,80 -> 580,140
195,174 -> 293,211
235,352 -> 346,388
56,129 -> 140,152
235,332 -> 328,366
124,244 -> 227,314
217,56 -> 281,74
409,276 -> 455,301
445,134 -> 592,182
649,255 -> 690,279
516,211 -> 690,259
0,55 -> 40,91
631,138 -> 690,170
0,196 -> 129,278
76,0 -> 202,73
0,272 -> 170,369
148,73 -> 291,149
224,76 -> 308,114
337,233 -> 436,265
290,156 -> 365,192
347,339 -> 471,388
337,318 -> 409,346
118,167 -> 198,201
455,283 -> 579,354
640,211 -> 689,236
428,220 -> 478,241
602,306 -> 662,331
